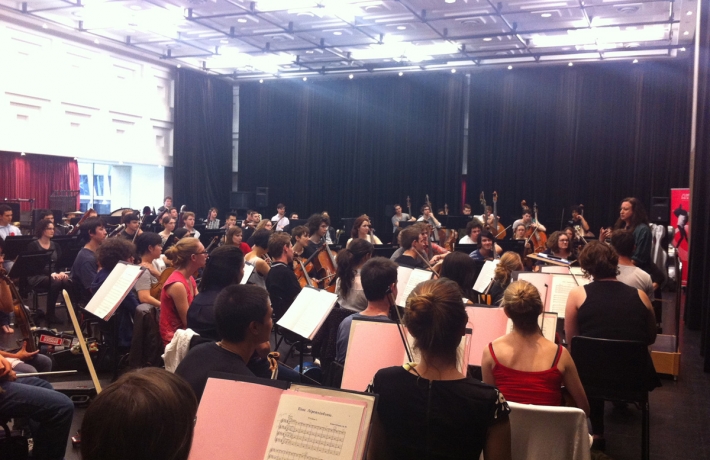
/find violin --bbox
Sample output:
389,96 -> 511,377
0,269 -> 37,352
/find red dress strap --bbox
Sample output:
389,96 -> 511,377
551,344 -> 563,368
488,343 -> 501,365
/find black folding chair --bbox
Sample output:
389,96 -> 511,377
571,336 -> 659,460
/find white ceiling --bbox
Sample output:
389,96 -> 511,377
0,0 -> 697,80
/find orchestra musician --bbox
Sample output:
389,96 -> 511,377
159,215 -> 176,246
26,219 -> 72,324
246,219 -> 272,247
244,229 -> 272,288
241,210 -> 259,242
291,226 -> 310,258
134,232 -> 163,309
459,220 -> 483,244
265,232 -> 301,321
462,203 -> 473,216
335,239 -> 374,312
391,204 -> 415,234
470,230 -> 496,262
512,223 -> 527,241
37,209 -> 66,235
0,204 -> 21,243
271,203 -> 290,232
289,213 -> 299,220
303,213 -> 330,259
157,196 -> 172,215
118,211 -> 140,241
394,226 -> 445,270
534,231 -> 576,271
69,217 -> 107,304
567,205 -> 591,236
439,251 -> 478,302
182,212 -> 200,239
417,204 -> 442,243
224,226 -> 252,256
221,212 -> 237,230
487,252 -> 525,305
347,215 -> 382,246
205,207 -> 220,230
512,207 -> 546,234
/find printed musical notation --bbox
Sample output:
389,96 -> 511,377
266,447 -> 325,460
271,415 -> 345,455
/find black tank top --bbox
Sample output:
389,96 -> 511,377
577,281 -> 650,344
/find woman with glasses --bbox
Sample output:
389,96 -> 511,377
534,231 -> 576,271
160,238 -> 207,345
347,215 -> 382,247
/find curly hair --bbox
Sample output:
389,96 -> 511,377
578,240 -> 619,279
34,218 -> 54,239
493,252 -> 524,287
96,238 -> 136,271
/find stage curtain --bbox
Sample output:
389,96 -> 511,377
466,60 -> 692,230
238,74 -> 465,233
173,69 -> 233,218
686,2 -> 710,371
0,151 -> 79,211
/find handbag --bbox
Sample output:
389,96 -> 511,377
0,420 -> 29,460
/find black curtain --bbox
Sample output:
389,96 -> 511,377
173,69 -> 233,218
466,61 -> 692,231
238,74 -> 465,235
686,2 -> 710,371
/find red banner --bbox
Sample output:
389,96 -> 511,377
670,188 -> 690,285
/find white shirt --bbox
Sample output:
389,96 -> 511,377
459,235 -> 476,244
0,224 -> 21,240
271,214 -> 290,232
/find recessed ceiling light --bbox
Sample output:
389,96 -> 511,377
451,68 -> 456,73
94,39 -> 100,44
568,62 -> 573,66
306,50 -> 314,54
445,0 -> 456,3
259,79 -> 264,83
398,71 -> 404,76
632,59 -> 638,63
681,47 -> 686,51
74,157 -> 78,160
684,31 -> 689,35
349,74 -> 353,79
333,31 -> 342,36
397,26 -> 406,30
21,152 -> 26,156
540,13 -> 552,18
507,65 -> 513,70
303,77 -> 307,81
483,37 -> 492,41
42,24 -> 48,29
220,39 -> 229,44
687,10 -> 693,15
237,18 -> 248,23
130,5 -> 142,10
177,64 -> 181,68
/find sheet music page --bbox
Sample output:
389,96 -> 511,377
473,260 -> 500,294
396,268 -> 432,307
241,263 -> 256,285
517,272 -> 551,311
263,392 -> 366,460
394,266 -> 413,306
540,312 -> 558,342
85,262 -> 143,320
548,274 -> 585,318
276,288 -> 337,339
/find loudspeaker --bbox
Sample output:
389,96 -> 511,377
650,197 -> 669,224
230,191 -> 253,210
255,187 -> 269,208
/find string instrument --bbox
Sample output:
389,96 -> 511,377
0,269 -> 37,352
492,192 -> 507,239
132,212 -> 147,243
67,208 -> 95,235
406,195 -> 412,218
293,257 -> 317,288
521,200 -> 548,253
480,192 -> 488,225
150,235 -> 218,299
308,242 -> 338,293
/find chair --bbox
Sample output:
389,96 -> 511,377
507,402 -> 591,460
571,336 -> 658,460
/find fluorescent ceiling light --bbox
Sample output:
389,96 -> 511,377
540,13 -> 552,18
351,41 -> 459,61
530,26 -> 668,48
483,37 -> 492,41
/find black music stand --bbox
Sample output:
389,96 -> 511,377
9,250 -> 53,302
454,244 -> 478,254
52,235 -> 81,272
444,215 -> 472,230
3,236 -> 36,260
497,239 -> 527,258
199,229 -> 225,248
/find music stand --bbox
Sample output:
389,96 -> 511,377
497,239 -> 527,258
454,244 -> 478,254
3,236 -> 36,260
373,245 -> 396,259
199,229 -> 225,248
398,221 -> 417,229
9,250 -> 54,299
52,235 -> 81,272
444,215 -> 472,230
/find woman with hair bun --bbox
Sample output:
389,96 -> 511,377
335,238 -> 373,312
488,252 -> 524,305
160,237 -> 207,345
369,278 -> 512,460
481,280 -> 589,415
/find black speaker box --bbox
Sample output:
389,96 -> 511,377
255,187 -> 269,208
650,197 -> 669,224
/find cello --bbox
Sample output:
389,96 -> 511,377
0,268 -> 37,352
309,242 -> 338,293
521,200 -> 548,253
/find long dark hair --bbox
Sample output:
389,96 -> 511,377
350,215 -> 371,239
439,252 -> 476,299
198,245 -> 245,291
614,197 -> 649,230
336,239 -> 373,298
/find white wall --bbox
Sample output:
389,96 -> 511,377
130,164 -> 166,210
0,21 -> 174,167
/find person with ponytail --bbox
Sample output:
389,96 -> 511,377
488,252 -> 524,305
369,278 -> 511,460
481,280 -> 589,416
160,238 -> 207,345
335,238 -> 373,312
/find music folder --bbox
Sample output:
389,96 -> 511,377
190,373 -> 377,460
84,261 -> 144,321
394,266 -> 433,307
276,287 -> 338,340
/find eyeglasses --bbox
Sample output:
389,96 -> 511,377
194,251 -> 209,256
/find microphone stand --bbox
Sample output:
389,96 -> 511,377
387,291 -> 413,363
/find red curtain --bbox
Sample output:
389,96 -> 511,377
0,151 -> 79,211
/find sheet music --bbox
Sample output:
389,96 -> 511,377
516,272 -> 551,311
473,259 -> 499,294
241,263 -> 256,285
85,262 -> 143,320
264,392 -> 366,460
395,267 -> 432,307
548,274 -> 586,318
505,312 -> 557,342
276,288 -> 337,340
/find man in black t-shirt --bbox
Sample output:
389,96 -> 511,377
265,232 -> 301,320
175,284 -> 273,401
394,226 -> 428,269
